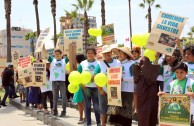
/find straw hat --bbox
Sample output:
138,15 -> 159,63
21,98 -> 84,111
101,45 -> 112,54
112,47 -> 134,60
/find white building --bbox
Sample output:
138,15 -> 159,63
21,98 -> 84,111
0,27 -> 32,58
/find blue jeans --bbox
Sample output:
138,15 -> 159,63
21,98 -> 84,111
82,87 -> 100,125
52,81 -> 67,113
1,86 -> 10,104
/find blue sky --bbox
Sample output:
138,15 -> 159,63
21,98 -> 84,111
0,0 -> 193,45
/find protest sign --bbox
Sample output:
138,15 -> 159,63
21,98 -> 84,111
17,56 -> 33,87
12,51 -> 20,69
96,46 -> 103,61
107,67 -> 122,106
64,29 -> 83,54
159,94 -> 191,126
146,11 -> 187,56
101,24 -> 115,45
44,31 -> 54,53
35,27 -> 50,52
32,63 -> 46,87
56,36 -> 64,54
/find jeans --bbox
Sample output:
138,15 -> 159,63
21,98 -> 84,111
42,91 -> 53,110
52,81 -> 67,113
82,87 -> 100,125
1,86 -> 10,104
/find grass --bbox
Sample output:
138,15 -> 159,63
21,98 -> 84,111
0,88 -> 9,103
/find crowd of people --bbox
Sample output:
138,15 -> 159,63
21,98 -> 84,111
0,39 -> 194,126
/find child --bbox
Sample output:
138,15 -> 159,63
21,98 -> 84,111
158,62 -> 194,122
16,71 -> 26,103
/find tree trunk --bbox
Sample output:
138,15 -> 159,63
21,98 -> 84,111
31,39 -> 35,57
128,0 -> 132,49
5,0 -> 12,62
53,16 -> 57,47
34,0 -> 40,37
84,11 -> 89,50
101,0 -> 105,26
148,5 -> 152,33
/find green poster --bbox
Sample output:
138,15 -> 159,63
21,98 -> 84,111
159,94 -> 191,126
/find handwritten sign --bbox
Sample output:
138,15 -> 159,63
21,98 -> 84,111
32,63 -> 46,87
101,24 -> 115,45
12,51 -> 20,69
107,67 -> 122,106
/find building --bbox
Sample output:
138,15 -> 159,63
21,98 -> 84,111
0,27 -> 32,58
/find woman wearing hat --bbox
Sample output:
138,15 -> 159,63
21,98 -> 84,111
94,45 -> 121,126
107,47 -> 135,126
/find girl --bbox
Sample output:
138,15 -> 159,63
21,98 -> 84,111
158,62 -> 194,123
94,45 -> 121,126
131,46 -> 141,63
108,47 -> 135,126
72,54 -> 86,124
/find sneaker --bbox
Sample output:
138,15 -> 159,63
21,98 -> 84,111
1,103 -> 7,107
53,111 -> 58,116
59,111 -> 66,117
13,95 -> 19,99
77,119 -> 85,124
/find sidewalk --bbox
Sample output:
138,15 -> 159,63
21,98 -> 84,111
10,98 -> 138,126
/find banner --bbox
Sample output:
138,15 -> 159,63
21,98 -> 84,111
107,67 -> 122,106
96,46 -> 103,61
12,51 -> 20,69
35,27 -> 50,52
101,24 -> 115,45
32,63 -> 46,87
17,56 -> 33,87
146,11 -> 187,56
159,94 -> 191,126
64,29 -> 83,54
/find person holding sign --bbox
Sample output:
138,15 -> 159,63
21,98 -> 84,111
94,45 -> 121,126
46,49 -> 68,117
107,47 -> 135,126
158,63 -> 194,120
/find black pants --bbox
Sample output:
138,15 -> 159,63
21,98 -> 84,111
9,82 -> 17,98
42,91 -> 53,110
1,86 -> 10,104
65,74 -> 73,101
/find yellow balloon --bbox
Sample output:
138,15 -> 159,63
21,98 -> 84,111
68,71 -> 81,85
80,71 -> 92,85
88,28 -> 94,36
144,49 -> 156,61
66,62 -> 70,71
141,33 -> 150,47
68,84 -> 79,93
94,73 -> 107,87
131,34 -> 142,46
30,56 -> 35,62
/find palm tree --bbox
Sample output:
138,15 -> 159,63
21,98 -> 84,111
87,36 -> 98,47
191,26 -> 194,33
139,0 -> 161,33
187,32 -> 193,39
50,0 -> 57,47
101,0 -> 105,26
64,10 -> 78,28
72,0 -> 94,49
128,0 -> 132,49
4,0 -> 12,62
25,32 -> 36,57
33,0 -> 40,37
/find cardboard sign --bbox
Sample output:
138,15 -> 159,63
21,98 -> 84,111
107,67 -> 122,106
159,94 -> 191,126
17,56 -> 33,87
146,11 -> 187,56
32,63 -> 46,87
35,27 -> 50,52
96,46 -> 103,61
12,51 -> 20,69
101,24 -> 115,45
64,29 -> 83,54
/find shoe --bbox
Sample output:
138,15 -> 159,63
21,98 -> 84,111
13,96 -> 19,99
1,103 -> 7,107
77,119 -> 85,124
53,111 -> 58,116
59,111 -> 66,117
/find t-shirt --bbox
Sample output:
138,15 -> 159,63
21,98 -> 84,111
2,69 -> 14,86
170,79 -> 187,94
77,60 -> 99,87
40,69 -> 52,93
48,56 -> 68,81
121,59 -> 134,92
94,59 -> 121,92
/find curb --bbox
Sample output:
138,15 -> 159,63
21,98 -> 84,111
10,99 -> 75,126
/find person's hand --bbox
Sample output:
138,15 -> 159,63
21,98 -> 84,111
175,38 -> 181,47
186,92 -> 194,98
157,92 -> 166,97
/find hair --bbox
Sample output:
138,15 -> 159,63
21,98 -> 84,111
76,54 -> 86,64
62,54 -> 67,59
131,46 -> 141,55
54,49 -> 62,54
86,47 -> 97,55
183,45 -> 194,56
173,62 -> 188,73
8,65 -> 13,69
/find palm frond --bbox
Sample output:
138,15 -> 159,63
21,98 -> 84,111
72,4 -> 79,10
145,14 -> 148,19
87,0 -> 94,11
191,26 -> 194,33
65,10 -> 71,17
78,0 -> 84,9
80,17 -> 85,22
83,0 -> 87,8
139,3 -> 145,8
155,4 -> 161,8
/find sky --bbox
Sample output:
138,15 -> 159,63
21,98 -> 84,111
0,0 -> 194,46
